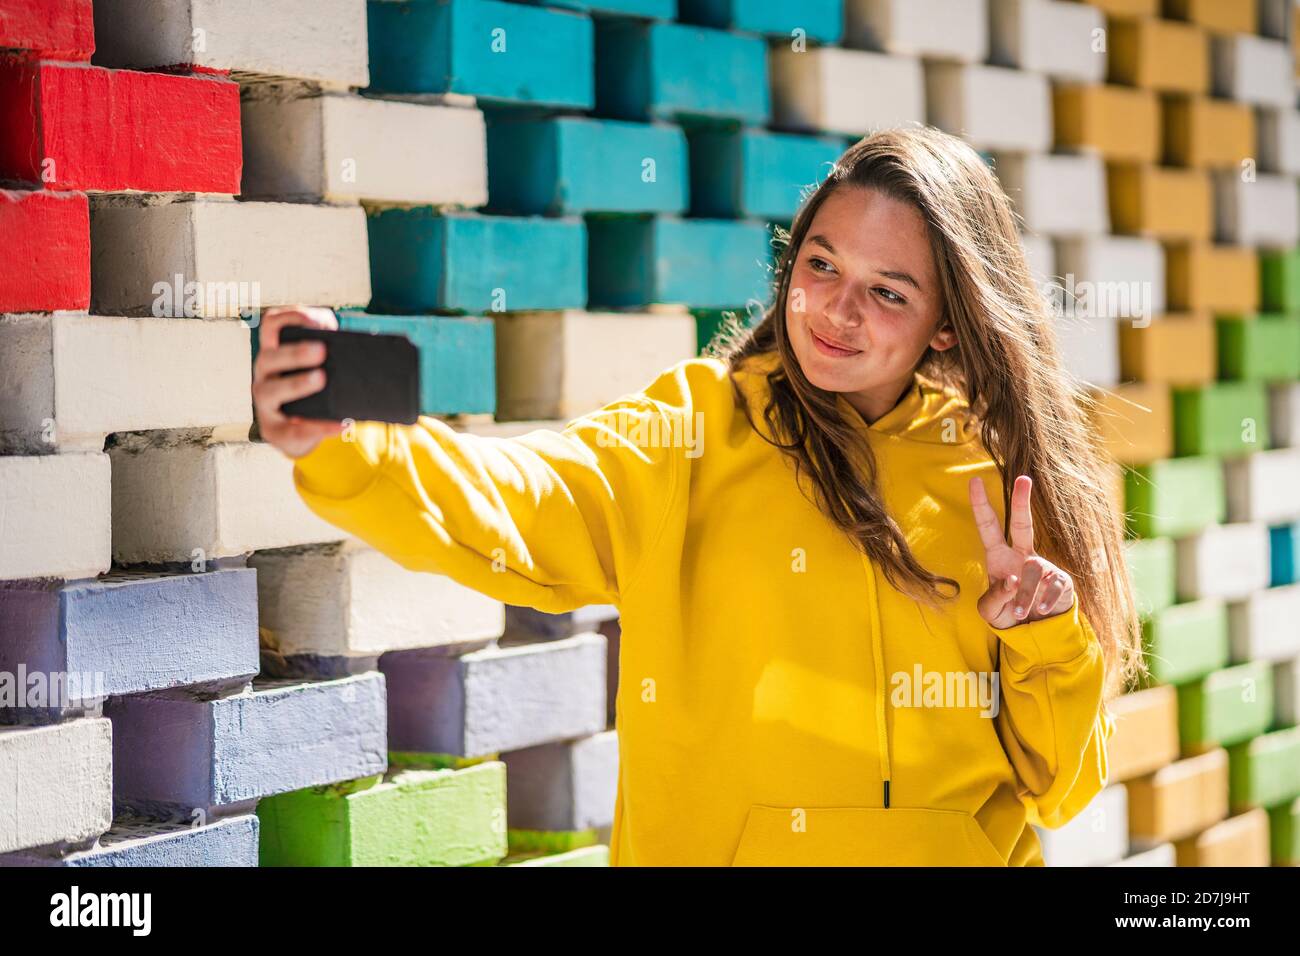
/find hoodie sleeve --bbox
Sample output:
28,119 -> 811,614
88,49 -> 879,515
990,592 -> 1114,830
289,391 -> 685,613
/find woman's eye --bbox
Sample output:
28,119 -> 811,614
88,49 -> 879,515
808,256 -> 834,274
876,287 -> 906,305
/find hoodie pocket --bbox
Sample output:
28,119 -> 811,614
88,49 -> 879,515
729,805 -> 1006,867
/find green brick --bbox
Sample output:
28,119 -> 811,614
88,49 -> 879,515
1228,725 -> 1300,812
1142,599 -> 1229,686
694,307 -> 759,356
506,827 -> 602,855
1260,248 -> 1300,311
1177,660 -> 1274,751
501,845 -> 610,866
257,762 -> 508,866
1216,315 -> 1300,382
1125,458 -> 1225,538
1173,382 -> 1270,456
1124,537 -> 1177,617
1269,796 -> 1300,865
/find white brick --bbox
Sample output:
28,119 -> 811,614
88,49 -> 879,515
1229,584 -> 1300,664
1213,171 -> 1300,249
770,46 -> 925,136
1020,232 -> 1057,290
1176,523 -> 1272,602
0,454 -> 110,581
250,540 -> 505,659
995,152 -> 1109,237
109,440 -> 343,565
0,719 -> 113,855
1224,448 -> 1300,524
91,0 -> 368,90
1257,107 -> 1300,176
495,310 -> 697,420
1277,656 -> 1300,726
90,199 -> 370,317
989,0 -> 1106,83
1053,313 -> 1120,388
926,63 -> 1051,153
1211,34 -> 1295,109
845,0 -> 988,63
241,92 -> 488,206
1038,783 -> 1128,866
1054,236 -> 1165,320
0,314 -> 251,454
1271,382 -> 1300,448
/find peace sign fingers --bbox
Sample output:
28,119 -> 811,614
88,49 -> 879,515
967,476 -> 1008,557
1008,474 -> 1035,555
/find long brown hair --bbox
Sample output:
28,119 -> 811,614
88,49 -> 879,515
711,126 -> 1144,700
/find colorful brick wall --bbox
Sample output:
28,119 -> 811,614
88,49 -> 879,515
0,0 -> 1297,868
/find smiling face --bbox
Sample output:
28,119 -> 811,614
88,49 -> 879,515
785,185 -> 958,423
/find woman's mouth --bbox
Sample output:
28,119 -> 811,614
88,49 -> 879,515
810,329 -> 862,357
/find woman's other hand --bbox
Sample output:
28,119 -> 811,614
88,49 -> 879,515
252,305 -> 348,459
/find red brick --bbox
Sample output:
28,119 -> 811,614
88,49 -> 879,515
0,59 -> 241,193
0,188 -> 89,312
0,0 -> 94,61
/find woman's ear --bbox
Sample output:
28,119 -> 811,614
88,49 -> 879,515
930,324 -> 957,351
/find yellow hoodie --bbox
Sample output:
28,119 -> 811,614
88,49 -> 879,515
291,349 -> 1114,867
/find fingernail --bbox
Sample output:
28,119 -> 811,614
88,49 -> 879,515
1015,605 -> 1025,617
1038,602 -> 1048,613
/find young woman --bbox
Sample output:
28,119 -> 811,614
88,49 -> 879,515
252,126 -> 1144,867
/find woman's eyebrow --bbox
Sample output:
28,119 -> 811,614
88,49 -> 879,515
807,233 -> 922,291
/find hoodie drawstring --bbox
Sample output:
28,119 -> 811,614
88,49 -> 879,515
862,554 -> 892,808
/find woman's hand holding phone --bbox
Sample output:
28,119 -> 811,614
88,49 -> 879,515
252,305 -> 348,459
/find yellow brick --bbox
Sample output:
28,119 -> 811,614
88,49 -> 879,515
1088,381 -> 1173,464
1054,84 -> 1160,162
1173,809 -> 1270,866
1108,16 -> 1208,93
1108,164 -> 1212,240
1119,311 -> 1216,386
1126,748 -> 1229,843
1163,95 -> 1254,168
1165,242 -> 1259,312
1109,685 -> 1180,783
1164,0 -> 1257,35
1079,0 -> 1158,17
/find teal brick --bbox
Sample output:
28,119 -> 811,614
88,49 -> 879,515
587,215 -> 773,309
1216,315 -> 1300,382
1173,382 -> 1270,456
1260,248 -> 1300,311
1142,599 -> 1229,687
688,127 -> 842,222
520,0 -> 672,16
367,0 -> 593,108
1123,537 -> 1177,617
336,311 -> 495,415
367,209 -> 586,314
1177,660 -> 1274,751
1272,523 -> 1300,585
679,0 -> 843,42
595,20 -> 769,124
1124,456 -> 1225,538
486,116 -> 687,216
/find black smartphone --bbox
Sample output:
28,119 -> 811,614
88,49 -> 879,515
278,325 -> 421,425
